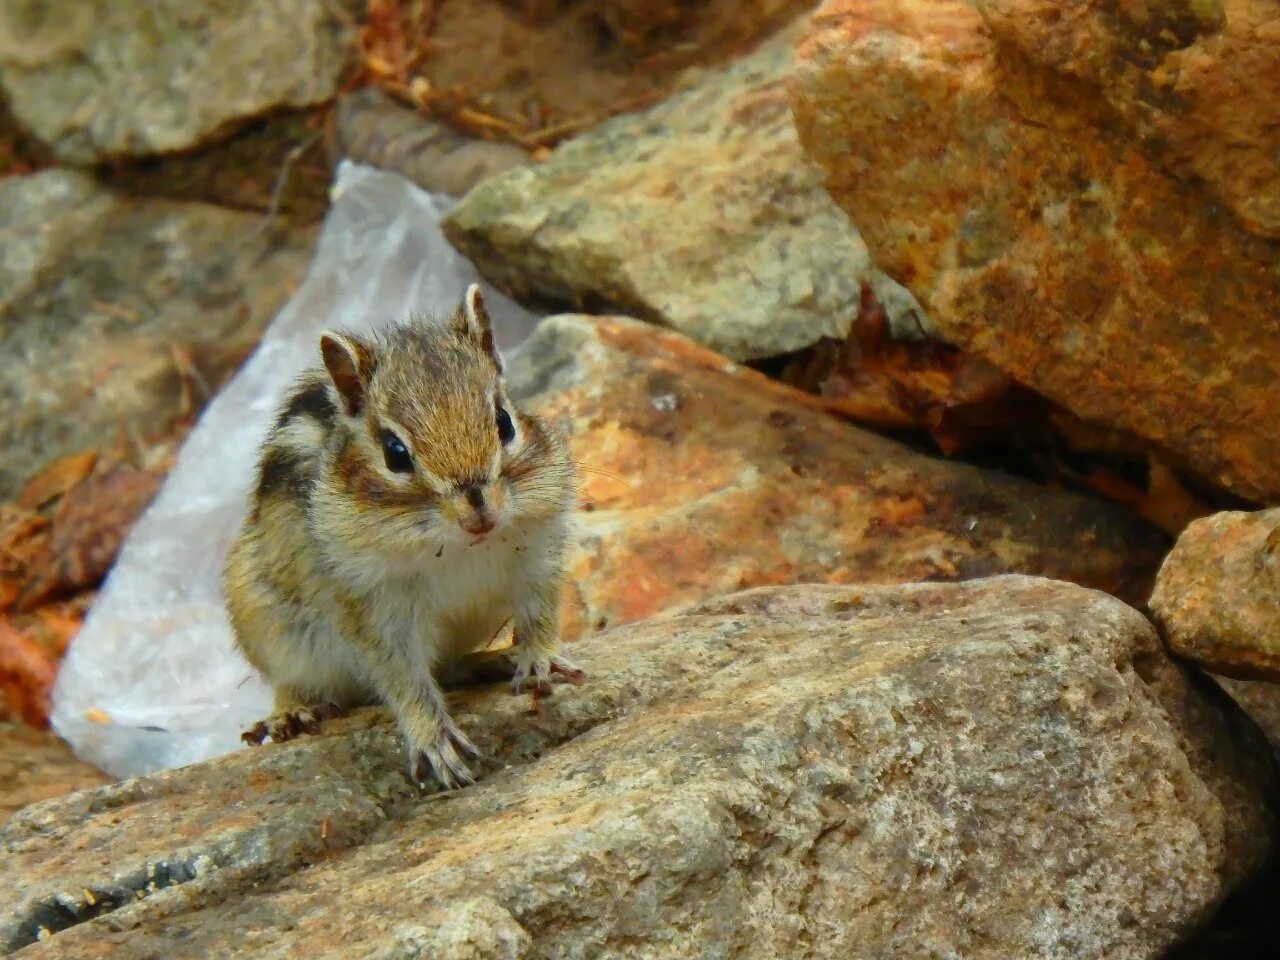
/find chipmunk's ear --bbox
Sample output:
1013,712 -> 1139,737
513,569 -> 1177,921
320,331 -> 375,416
453,283 -> 502,372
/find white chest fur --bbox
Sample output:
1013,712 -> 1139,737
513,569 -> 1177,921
327,516 -> 562,665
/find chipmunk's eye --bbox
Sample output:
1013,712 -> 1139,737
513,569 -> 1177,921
380,430 -> 413,473
495,404 -> 515,445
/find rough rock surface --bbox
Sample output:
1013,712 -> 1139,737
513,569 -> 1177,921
0,170 -> 317,500
444,31 -> 927,362
0,723 -> 107,824
514,314 -> 1167,638
0,0 -> 352,164
2,578 -> 1272,958
789,0 -> 1280,503
977,0 -> 1280,239
1151,508 -> 1280,680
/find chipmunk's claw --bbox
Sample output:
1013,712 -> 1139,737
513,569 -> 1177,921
241,702 -> 343,746
408,718 -> 480,790
511,654 -> 587,697
550,659 -> 587,685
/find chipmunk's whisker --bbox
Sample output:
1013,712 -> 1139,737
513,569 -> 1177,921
575,464 -> 635,490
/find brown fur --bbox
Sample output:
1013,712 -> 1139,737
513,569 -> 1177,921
223,286 -> 578,790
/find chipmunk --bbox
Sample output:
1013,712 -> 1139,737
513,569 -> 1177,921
223,284 -> 583,789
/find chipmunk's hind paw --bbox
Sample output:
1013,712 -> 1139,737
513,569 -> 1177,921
408,718 -> 480,791
240,701 -> 343,746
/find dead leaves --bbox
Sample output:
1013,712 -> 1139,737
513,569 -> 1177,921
0,618 -> 57,728
781,284 -> 1047,453
783,283 -> 1215,536
2,450 -> 169,613
0,448 -> 172,726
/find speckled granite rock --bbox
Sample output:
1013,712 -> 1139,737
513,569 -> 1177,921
3,578 -> 1272,958
0,0 -> 352,164
790,0 -> 1280,503
1151,508 -> 1280,680
444,29 -> 928,362
977,0 -> 1280,239
0,170 -> 316,500
513,314 -> 1166,638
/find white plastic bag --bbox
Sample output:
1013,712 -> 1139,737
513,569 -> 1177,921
51,162 -> 541,779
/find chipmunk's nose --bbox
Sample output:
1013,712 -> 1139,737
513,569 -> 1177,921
458,484 -> 494,536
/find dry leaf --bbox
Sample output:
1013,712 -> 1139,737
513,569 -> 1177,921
13,452 -> 98,511
0,618 -> 56,727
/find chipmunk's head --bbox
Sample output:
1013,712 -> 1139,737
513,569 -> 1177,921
318,284 -> 572,553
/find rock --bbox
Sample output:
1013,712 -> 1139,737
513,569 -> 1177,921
789,0 -> 1280,504
99,107 -> 337,224
0,0 -> 352,164
513,315 -> 1168,639
2,577 -> 1273,957
444,30 -> 927,362
1150,508 -> 1280,681
0,723 -> 107,824
976,0 -> 1280,240
0,170 -> 317,500
394,0 -> 814,148
1214,678 -> 1280,759
335,88 -> 531,197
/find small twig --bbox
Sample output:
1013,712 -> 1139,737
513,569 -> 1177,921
257,132 -> 322,229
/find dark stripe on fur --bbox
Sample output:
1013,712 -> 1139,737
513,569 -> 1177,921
277,379 -> 337,429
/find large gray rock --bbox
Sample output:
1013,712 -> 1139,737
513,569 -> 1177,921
0,0 -> 352,164
3,578 -> 1273,958
443,28 -> 928,362
0,170 -> 317,499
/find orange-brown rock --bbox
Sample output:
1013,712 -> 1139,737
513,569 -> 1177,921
508,314 -> 1168,639
789,0 -> 1280,505
977,0 -> 1280,239
0,723 -> 107,824
1150,507 -> 1280,680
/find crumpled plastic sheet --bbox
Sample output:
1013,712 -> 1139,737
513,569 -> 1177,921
51,162 -> 542,779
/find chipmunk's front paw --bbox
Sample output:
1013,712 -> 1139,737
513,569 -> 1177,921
241,701 -> 343,746
510,651 -> 587,696
408,717 -> 481,790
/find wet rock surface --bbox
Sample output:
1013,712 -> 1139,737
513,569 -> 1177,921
513,314 -> 1168,638
1151,508 -> 1280,681
3,577 -> 1273,958
789,0 -> 1280,504
0,169 -> 317,500
445,31 -> 924,362
0,0 -> 353,164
